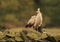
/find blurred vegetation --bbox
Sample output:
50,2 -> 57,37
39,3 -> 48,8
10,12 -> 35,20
0,0 -> 60,27
0,28 -> 42,42
0,28 -> 59,42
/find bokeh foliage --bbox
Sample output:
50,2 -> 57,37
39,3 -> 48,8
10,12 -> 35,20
0,28 -> 59,42
0,0 -> 60,27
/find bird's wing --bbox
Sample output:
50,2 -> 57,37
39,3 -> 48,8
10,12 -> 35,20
27,15 -> 36,24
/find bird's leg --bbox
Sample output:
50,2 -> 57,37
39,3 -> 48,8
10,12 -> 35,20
33,26 -> 37,31
37,26 -> 43,33
34,27 -> 37,31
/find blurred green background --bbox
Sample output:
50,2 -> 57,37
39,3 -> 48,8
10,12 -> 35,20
0,0 -> 60,27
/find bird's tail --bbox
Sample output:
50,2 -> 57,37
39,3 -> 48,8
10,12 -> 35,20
25,23 -> 34,28
25,24 -> 29,28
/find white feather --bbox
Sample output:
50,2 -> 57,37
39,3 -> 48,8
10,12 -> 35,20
34,8 -> 43,28
27,15 -> 36,24
26,8 -> 43,30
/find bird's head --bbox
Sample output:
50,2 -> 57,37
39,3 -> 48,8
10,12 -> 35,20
37,8 -> 40,11
36,8 -> 40,14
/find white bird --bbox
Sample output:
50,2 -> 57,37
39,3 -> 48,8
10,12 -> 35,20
33,8 -> 43,33
25,8 -> 43,33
